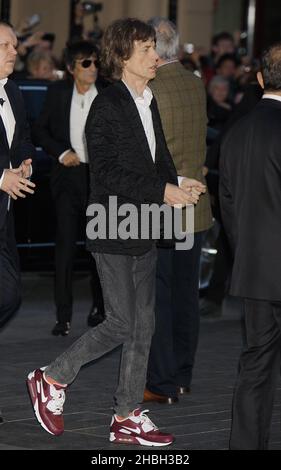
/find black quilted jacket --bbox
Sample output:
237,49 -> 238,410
85,80 -> 177,255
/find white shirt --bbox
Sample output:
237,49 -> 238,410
122,80 -> 184,186
0,78 -> 16,192
122,80 -> 156,162
262,93 -> 281,102
59,83 -> 98,164
0,78 -> 15,147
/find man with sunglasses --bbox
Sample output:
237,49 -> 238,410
33,40 -> 105,336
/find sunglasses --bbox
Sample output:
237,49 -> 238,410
76,58 -> 99,68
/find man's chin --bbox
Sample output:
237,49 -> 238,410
5,65 -> 15,76
148,71 -> 156,80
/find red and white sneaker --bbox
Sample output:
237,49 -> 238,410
109,409 -> 174,447
27,368 -> 66,436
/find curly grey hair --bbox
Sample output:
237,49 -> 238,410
148,17 -> 179,60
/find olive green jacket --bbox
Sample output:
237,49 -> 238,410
149,61 -> 212,232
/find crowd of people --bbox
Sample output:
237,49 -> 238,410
0,9 -> 280,451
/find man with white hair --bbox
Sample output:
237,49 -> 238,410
144,17 -> 212,404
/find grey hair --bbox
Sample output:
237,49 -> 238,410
148,17 -> 179,60
208,75 -> 229,93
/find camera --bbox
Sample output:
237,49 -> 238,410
82,1 -> 103,14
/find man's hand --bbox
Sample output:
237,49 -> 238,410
1,168 -> 35,200
18,158 -> 32,178
202,166 -> 208,177
164,183 -> 199,207
180,177 -> 206,194
61,151 -> 80,167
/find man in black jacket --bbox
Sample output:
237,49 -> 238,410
0,21 -> 35,326
27,18 -> 203,446
0,21 -> 35,423
220,43 -> 281,449
33,40 -> 104,335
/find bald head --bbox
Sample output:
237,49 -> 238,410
0,23 -> 17,79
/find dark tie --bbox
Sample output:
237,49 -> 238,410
0,98 -> 5,106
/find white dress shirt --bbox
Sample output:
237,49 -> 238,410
59,83 -> 98,164
122,80 -> 156,162
122,80 -> 184,186
0,77 -> 16,192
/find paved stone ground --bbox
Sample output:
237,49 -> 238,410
0,273 -> 280,450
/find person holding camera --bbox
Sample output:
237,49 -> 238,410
70,1 -> 103,43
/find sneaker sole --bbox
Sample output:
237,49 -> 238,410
109,432 -> 173,447
26,371 -> 61,436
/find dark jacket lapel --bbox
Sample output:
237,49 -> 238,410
114,81 -> 156,169
150,97 -> 164,163
61,80 -> 73,144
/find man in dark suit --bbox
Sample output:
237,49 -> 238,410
0,21 -> 36,422
220,43 -> 281,449
0,21 -> 36,326
33,41 -> 104,336
27,18 -> 202,446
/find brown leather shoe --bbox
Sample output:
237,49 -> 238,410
143,387 -> 178,404
177,386 -> 191,395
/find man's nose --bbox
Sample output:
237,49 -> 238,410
153,50 -> 159,61
10,44 -> 17,55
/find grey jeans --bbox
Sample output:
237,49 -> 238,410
45,246 -> 157,416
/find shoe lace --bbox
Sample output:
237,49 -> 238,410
47,385 -> 65,415
138,409 -> 158,433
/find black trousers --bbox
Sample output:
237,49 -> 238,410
147,232 -> 203,396
51,163 -> 103,323
0,211 -> 21,328
230,298 -> 281,450
206,225 -> 233,303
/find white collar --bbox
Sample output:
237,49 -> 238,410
0,78 -> 8,87
262,93 -> 281,103
122,80 -> 153,106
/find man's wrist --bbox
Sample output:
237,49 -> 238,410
59,149 -> 71,164
0,169 -> 6,189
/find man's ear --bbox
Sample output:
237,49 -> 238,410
257,71 -> 264,89
67,64 -> 74,76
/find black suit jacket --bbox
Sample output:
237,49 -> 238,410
85,81 -> 178,255
33,79 -> 75,159
33,78 -> 104,193
220,98 -> 281,301
0,79 -> 35,230
33,78 -> 104,158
